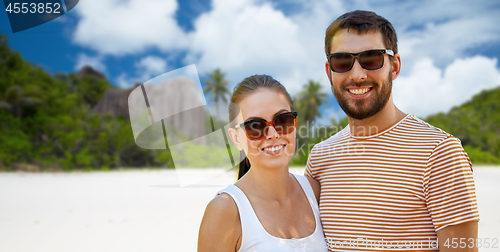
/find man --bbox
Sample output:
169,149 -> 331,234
305,10 -> 479,251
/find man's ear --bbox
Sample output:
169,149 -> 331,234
391,53 -> 401,81
325,61 -> 332,80
228,127 -> 244,151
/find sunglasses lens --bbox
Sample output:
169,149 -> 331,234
273,113 -> 296,135
241,113 -> 297,140
330,54 -> 353,73
359,51 -> 384,70
244,119 -> 267,140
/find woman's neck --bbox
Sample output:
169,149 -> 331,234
236,165 -> 294,202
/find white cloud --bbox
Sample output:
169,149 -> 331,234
369,0 -> 500,75
115,56 -> 168,88
397,16 -> 500,74
186,0 -> 345,94
187,0 -> 301,89
393,56 -> 500,117
135,56 -> 168,81
71,0 -> 344,93
70,0 -> 500,117
115,73 -> 132,89
74,53 -> 106,73
72,0 -> 187,55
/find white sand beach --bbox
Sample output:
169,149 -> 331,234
0,166 -> 499,252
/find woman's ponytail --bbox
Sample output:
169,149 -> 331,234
237,151 -> 251,179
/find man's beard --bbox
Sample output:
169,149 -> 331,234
331,72 -> 392,120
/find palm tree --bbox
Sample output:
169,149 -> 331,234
294,80 -> 329,124
0,85 -> 42,118
203,68 -> 231,124
203,68 -> 230,102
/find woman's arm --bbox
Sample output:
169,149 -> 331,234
198,193 -> 241,252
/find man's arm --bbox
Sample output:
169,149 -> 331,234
306,176 -> 321,203
437,221 -> 478,252
424,136 -> 480,251
304,148 -> 321,203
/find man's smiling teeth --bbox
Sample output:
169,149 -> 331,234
263,145 -> 284,151
348,88 -> 370,95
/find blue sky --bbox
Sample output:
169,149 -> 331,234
1,0 -> 500,123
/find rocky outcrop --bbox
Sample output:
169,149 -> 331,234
140,76 -> 211,144
93,77 -> 210,144
91,83 -> 140,119
77,65 -> 105,79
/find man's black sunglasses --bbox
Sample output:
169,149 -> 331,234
327,49 -> 394,73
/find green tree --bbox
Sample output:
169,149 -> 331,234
294,80 -> 329,124
291,80 -> 329,166
0,85 -> 42,118
0,32 -> 148,170
203,68 -> 230,122
55,72 -> 112,107
203,68 -> 230,103
0,110 -> 32,167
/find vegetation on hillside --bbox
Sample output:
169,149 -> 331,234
0,34 -> 172,171
425,87 -> 500,164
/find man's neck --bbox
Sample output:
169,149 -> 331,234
347,100 -> 407,137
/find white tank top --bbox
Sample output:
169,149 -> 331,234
217,174 -> 329,252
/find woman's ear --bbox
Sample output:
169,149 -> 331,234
228,127 -> 245,151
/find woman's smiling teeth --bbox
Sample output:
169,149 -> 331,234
348,87 -> 371,95
262,145 -> 285,152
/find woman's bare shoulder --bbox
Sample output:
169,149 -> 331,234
198,192 -> 241,252
207,192 -> 239,216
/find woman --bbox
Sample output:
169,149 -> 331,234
198,75 -> 327,252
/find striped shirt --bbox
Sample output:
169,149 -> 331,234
305,114 -> 480,251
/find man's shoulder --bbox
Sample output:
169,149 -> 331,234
309,115 -> 459,154
398,114 -> 454,141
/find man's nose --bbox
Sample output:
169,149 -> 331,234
349,58 -> 367,81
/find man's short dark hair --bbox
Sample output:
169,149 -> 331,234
325,10 -> 398,55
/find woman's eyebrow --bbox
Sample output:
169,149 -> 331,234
273,109 -> 290,117
243,116 -> 262,121
244,109 -> 290,121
